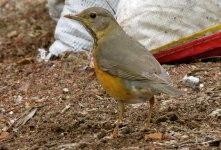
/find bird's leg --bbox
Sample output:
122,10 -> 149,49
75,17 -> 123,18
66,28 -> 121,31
113,100 -> 125,137
145,96 -> 155,130
153,99 -> 160,123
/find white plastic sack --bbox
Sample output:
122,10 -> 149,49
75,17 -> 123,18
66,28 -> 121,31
48,0 -> 64,21
47,0 -> 119,59
117,0 -> 221,51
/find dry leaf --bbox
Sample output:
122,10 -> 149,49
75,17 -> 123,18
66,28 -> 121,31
19,82 -> 30,93
144,133 -> 173,141
25,102 -> 31,109
88,71 -> 95,77
0,131 -> 9,140
89,59 -> 94,68
16,57 -> 34,65
0,0 -> 7,7
13,108 -> 37,131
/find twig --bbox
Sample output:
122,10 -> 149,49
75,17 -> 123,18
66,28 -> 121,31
61,104 -> 71,114
177,139 -> 221,148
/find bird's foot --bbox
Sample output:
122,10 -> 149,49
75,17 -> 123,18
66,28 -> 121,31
141,123 -> 156,132
144,123 -> 151,131
141,126 -> 150,132
111,127 -> 121,138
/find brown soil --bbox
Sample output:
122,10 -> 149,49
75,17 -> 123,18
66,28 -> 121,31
0,1 -> 221,150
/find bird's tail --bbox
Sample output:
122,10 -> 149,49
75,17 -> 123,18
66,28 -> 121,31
148,83 -> 184,96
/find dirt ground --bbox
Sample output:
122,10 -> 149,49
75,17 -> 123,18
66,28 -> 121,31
0,1 -> 221,150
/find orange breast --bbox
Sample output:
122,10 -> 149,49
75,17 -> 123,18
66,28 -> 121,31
94,60 -> 133,100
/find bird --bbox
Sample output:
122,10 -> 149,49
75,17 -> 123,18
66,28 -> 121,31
64,7 -> 183,138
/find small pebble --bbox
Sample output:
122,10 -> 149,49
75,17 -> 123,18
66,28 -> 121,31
156,116 -> 168,123
209,109 -> 221,117
121,126 -> 131,134
96,130 -> 106,139
9,111 -> 13,115
0,108 -> 6,113
14,95 -> 23,104
180,135 -> 189,140
63,88 -> 69,93
7,30 -> 18,38
169,113 -> 179,121
199,83 -> 204,88
78,142 -> 88,149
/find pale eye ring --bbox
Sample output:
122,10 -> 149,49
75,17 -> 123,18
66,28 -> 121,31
90,12 -> 97,19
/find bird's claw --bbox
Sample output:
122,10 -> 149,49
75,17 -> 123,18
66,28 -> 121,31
112,127 -> 121,138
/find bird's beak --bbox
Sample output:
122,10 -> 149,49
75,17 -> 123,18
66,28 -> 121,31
64,14 -> 83,22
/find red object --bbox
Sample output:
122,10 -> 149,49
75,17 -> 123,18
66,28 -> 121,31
154,32 -> 221,63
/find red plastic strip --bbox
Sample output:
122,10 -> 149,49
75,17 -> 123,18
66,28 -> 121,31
154,32 -> 221,63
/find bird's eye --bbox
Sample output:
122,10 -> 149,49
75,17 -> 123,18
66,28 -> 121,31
90,12 -> 97,19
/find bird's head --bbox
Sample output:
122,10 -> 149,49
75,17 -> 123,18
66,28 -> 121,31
64,7 -> 117,40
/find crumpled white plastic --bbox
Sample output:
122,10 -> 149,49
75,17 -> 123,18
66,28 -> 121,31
182,75 -> 200,87
47,0 -> 221,59
48,0 -> 64,21
117,0 -> 221,50
37,48 -> 47,62
47,0 -> 119,59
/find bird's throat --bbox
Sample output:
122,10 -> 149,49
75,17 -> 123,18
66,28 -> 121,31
95,22 -> 119,41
